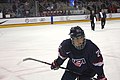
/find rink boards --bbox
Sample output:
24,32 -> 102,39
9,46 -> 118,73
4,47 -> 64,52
0,13 -> 120,28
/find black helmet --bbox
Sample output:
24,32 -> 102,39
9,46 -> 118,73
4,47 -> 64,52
69,26 -> 85,39
69,26 -> 86,50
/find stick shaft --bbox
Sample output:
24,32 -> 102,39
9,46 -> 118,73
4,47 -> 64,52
0,20 -> 8,24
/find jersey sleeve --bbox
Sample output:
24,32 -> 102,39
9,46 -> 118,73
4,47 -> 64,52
58,44 -> 68,59
89,44 -> 105,78
55,40 -> 69,65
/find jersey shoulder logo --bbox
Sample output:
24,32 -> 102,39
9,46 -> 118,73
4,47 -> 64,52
66,51 -> 71,54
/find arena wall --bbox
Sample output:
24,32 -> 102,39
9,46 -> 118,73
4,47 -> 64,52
0,13 -> 120,28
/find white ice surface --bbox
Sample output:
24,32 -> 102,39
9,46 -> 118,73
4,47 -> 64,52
0,20 -> 120,80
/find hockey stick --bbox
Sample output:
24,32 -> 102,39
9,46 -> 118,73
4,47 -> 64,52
23,58 -> 97,80
23,58 -> 81,76
0,20 -> 8,24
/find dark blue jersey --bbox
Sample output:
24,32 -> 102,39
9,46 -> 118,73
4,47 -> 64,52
56,39 -> 105,78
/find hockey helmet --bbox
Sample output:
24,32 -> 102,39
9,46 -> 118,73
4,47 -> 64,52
69,26 -> 86,50
69,26 -> 85,38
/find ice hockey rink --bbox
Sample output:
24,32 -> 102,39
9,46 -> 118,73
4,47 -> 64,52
0,20 -> 120,80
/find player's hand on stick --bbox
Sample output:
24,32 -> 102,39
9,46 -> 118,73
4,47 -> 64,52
51,59 -> 60,70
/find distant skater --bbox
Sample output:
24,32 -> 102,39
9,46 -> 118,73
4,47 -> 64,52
90,10 -> 96,31
99,9 -> 107,29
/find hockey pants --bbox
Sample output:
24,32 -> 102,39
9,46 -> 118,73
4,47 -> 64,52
61,71 -> 95,80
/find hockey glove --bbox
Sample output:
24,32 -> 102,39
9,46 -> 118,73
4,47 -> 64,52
51,59 -> 60,70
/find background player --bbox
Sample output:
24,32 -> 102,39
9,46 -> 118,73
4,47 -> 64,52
99,9 -> 107,29
90,10 -> 97,31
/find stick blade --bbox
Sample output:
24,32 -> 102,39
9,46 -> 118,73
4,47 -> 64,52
23,58 -> 32,61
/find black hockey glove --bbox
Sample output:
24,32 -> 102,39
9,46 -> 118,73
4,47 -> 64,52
51,59 -> 60,70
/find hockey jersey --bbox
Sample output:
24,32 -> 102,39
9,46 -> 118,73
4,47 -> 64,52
56,39 -> 105,78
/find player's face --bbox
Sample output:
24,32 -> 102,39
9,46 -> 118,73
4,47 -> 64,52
72,36 -> 84,47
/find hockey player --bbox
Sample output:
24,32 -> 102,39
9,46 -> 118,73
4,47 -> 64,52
90,10 -> 96,31
51,26 -> 107,80
99,9 -> 107,29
